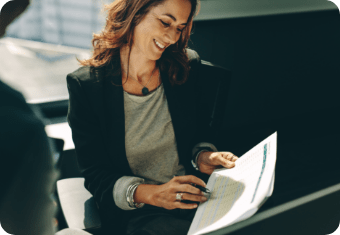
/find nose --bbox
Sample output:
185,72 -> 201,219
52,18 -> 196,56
164,28 -> 179,45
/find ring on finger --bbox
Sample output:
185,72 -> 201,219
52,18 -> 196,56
176,193 -> 183,201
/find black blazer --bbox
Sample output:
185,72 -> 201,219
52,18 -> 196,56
66,48 -> 215,233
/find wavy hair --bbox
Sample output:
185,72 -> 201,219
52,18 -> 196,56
78,0 -> 200,86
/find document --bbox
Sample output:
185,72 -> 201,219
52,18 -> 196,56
188,132 -> 277,235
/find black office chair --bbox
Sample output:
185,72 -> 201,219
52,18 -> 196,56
56,59 -> 232,234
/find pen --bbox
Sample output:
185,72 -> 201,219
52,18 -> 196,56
172,175 -> 211,194
190,183 -> 211,194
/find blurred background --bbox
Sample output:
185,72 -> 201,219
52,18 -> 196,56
5,0 -> 339,50
5,0 -> 106,48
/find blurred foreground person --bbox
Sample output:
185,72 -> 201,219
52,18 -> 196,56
0,1 -> 91,234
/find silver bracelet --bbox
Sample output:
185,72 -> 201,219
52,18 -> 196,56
126,182 -> 145,209
131,183 -> 145,208
126,183 -> 138,208
126,184 -> 134,208
191,149 -> 209,171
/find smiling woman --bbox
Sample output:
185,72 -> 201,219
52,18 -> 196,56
67,0 -> 237,235
79,0 -> 200,88
117,0 -> 193,95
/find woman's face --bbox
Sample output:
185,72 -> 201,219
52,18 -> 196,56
131,0 -> 192,61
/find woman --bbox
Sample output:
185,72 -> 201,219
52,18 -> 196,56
66,0 -> 238,234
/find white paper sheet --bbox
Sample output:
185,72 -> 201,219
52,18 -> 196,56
188,132 -> 277,235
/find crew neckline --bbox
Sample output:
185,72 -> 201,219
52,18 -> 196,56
123,82 -> 163,97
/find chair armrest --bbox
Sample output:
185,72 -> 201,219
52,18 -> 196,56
56,228 -> 92,235
56,178 -> 101,231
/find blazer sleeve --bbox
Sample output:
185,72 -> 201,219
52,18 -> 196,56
189,50 -> 219,170
66,72 -> 123,223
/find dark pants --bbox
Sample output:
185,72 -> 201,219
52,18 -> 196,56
123,205 -> 197,235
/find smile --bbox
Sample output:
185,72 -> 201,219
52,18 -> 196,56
154,39 -> 165,50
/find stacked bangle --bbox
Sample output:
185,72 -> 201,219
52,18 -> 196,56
126,182 -> 145,209
191,149 -> 209,171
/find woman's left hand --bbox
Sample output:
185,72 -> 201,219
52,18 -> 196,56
197,151 -> 239,175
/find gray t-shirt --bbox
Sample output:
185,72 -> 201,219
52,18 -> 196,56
113,82 -> 217,210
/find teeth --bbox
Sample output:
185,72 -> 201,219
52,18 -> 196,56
155,40 -> 165,49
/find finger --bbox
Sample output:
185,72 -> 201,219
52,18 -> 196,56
217,155 -> 236,169
176,184 -> 204,196
231,155 -> 239,162
223,154 -> 234,162
229,153 -> 239,162
220,152 -> 238,161
226,158 -> 236,168
209,152 -> 231,165
173,201 -> 198,210
173,175 -> 206,188
180,192 -> 208,202
216,152 -> 238,167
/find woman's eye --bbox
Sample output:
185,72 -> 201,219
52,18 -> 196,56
160,20 -> 184,33
161,20 -> 170,27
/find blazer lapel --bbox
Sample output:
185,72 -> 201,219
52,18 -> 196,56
102,63 -> 133,175
162,69 -> 196,165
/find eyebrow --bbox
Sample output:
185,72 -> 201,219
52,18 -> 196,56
163,13 -> 188,26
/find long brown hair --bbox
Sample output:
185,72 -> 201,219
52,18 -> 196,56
79,0 -> 200,86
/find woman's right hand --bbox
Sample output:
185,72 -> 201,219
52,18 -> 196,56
139,175 -> 208,210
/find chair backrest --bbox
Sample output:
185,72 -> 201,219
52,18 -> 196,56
57,178 -> 102,233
